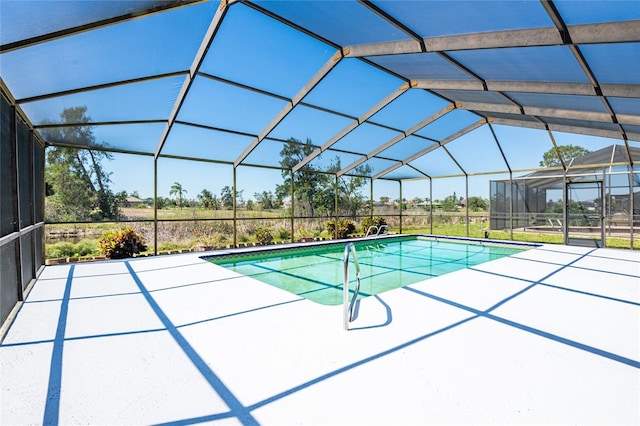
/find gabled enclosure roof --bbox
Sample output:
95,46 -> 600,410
497,144 -> 640,190
1,0 -> 639,180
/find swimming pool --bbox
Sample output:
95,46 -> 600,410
205,236 -> 531,306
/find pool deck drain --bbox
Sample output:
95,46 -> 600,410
1,243 -> 638,425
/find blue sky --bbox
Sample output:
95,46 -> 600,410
3,1 -> 637,203
99,1 -> 636,202
105,128 -> 630,202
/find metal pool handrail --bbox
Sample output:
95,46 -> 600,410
365,224 -> 389,238
364,225 -> 378,238
343,243 -> 361,331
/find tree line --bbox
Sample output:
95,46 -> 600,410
43,106 -> 589,222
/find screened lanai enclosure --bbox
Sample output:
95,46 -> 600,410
491,144 -> 640,247
1,0 -> 639,325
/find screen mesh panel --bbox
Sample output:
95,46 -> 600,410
1,94 -> 17,237
0,240 -> 20,326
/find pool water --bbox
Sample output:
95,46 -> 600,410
206,236 -> 528,305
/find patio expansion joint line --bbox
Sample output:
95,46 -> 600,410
1,327 -> 167,350
124,261 -> 259,426
569,264 -> 640,280
403,286 -> 639,369
540,282 -> 640,307
163,313 -> 480,425
176,298 -> 304,329
483,248 -> 598,313
468,265 -> 640,307
469,250 -> 640,306
401,248 -> 640,369
247,314 -> 478,413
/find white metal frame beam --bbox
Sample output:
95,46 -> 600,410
291,82 -> 412,173
540,0 -> 630,141
458,101 -> 640,126
412,80 -> 640,99
489,116 -> 635,141
343,21 -> 640,57
336,103 -> 455,177
0,0 -> 206,53
154,0 -> 234,159
372,119 -> 487,180
234,49 -> 344,167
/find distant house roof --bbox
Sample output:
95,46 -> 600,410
126,196 -> 143,204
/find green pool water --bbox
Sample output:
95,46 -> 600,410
206,236 -> 528,305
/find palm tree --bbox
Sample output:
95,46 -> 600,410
169,182 -> 187,208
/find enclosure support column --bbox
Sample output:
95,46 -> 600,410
23,131 -> 35,286
562,173 -> 568,245
369,177 -> 374,220
11,104 -> 23,300
290,170 -> 295,243
508,172 -> 513,241
37,138 -> 45,274
153,158 -> 158,255
399,180 -> 403,234
602,168 -> 607,247
606,169 -> 611,238
334,175 -> 339,239
232,167 -> 237,247
488,122 -> 513,241
547,127 -> 569,245
624,139 -> 635,249
630,168 -> 635,250
465,175 -> 469,237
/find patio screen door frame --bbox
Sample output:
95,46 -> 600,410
564,179 -> 605,248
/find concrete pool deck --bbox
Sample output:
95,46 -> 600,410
1,242 -> 639,425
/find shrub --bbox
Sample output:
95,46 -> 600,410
254,225 -> 273,245
210,233 -> 229,248
326,219 -> 356,239
157,241 -> 185,252
361,216 -> 388,234
45,242 -> 75,259
275,227 -> 290,241
98,227 -> 148,259
46,240 -> 97,259
75,240 -> 98,257
295,227 -> 315,240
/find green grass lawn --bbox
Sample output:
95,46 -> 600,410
405,224 -> 638,249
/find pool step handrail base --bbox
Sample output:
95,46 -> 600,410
343,243 -> 361,330
365,225 -> 389,238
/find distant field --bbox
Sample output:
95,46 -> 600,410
44,208 -> 639,260
119,206 -> 284,220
